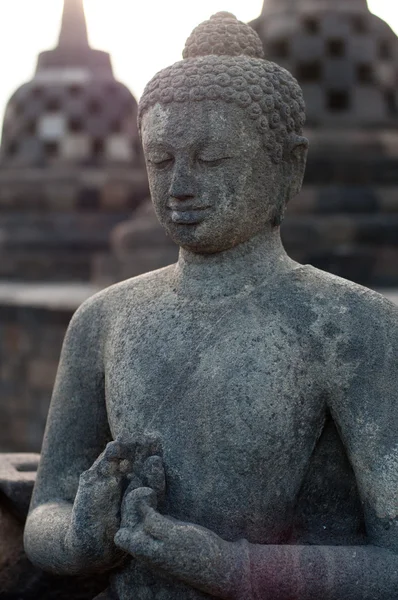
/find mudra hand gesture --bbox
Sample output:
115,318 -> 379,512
66,435 -> 164,568
115,486 -> 242,598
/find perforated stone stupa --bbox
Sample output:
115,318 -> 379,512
1,0 -> 141,167
0,0 -> 148,282
251,0 -> 398,286
0,0 -> 148,455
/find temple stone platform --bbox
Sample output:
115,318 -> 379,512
0,282 -> 100,311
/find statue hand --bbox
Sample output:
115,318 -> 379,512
66,435 -> 164,568
65,440 -> 135,566
126,436 -> 165,503
114,487 -> 240,598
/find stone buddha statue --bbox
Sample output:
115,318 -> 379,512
24,13 -> 398,600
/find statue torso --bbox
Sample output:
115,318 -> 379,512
102,265 -> 364,599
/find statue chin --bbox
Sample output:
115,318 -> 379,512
161,211 -> 265,256
168,229 -> 245,256
160,220 -> 220,254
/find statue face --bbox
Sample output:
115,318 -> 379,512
141,100 -> 286,253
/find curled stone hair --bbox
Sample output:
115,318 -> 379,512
138,12 -> 306,164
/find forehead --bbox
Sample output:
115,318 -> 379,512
141,100 -> 259,149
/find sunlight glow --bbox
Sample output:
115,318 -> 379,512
0,0 -> 397,125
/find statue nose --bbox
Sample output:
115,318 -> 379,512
169,177 -> 195,201
169,159 -> 196,200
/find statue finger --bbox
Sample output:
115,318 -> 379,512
142,455 -> 166,500
125,472 -> 143,490
114,527 -> 161,560
134,433 -> 163,470
86,454 -> 119,478
114,527 -> 134,553
106,440 -> 137,470
121,487 -> 157,529
141,432 -> 163,457
143,508 -> 172,541
88,441 -> 136,478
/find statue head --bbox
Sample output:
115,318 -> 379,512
138,12 -> 308,254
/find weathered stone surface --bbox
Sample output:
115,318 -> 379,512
24,12 -> 398,600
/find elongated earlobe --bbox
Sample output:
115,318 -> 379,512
288,135 -> 309,155
289,136 -> 309,199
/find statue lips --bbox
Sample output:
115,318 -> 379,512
168,205 -> 211,225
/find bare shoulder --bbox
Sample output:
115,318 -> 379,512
295,265 -> 398,334
71,264 -> 177,325
293,266 -> 398,402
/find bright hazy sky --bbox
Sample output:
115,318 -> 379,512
0,0 -> 397,123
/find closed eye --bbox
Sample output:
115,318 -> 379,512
197,157 -> 231,167
148,157 -> 174,170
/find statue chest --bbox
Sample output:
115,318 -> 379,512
105,300 -> 326,540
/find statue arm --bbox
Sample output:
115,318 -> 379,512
238,295 -> 398,599
241,543 -> 398,599
24,295 -> 120,574
115,488 -> 398,599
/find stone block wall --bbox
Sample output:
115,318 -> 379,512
284,187 -> 398,286
0,284 -> 98,453
0,166 -> 149,282
282,129 -> 398,287
93,199 -> 179,286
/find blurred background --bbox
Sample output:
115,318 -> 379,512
1,0 -> 398,453
0,0 -> 396,116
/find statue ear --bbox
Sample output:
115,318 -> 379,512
287,135 -> 309,199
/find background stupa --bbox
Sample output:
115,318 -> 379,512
0,0 -> 148,454
251,0 -> 398,287
0,0 -> 148,282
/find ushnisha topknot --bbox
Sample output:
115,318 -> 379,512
183,12 -> 265,59
138,12 -> 306,164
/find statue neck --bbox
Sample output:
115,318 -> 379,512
174,227 -> 297,302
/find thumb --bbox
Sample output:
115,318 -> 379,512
143,455 -> 166,501
121,486 -> 157,529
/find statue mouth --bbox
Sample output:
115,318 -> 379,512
168,206 -> 211,224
